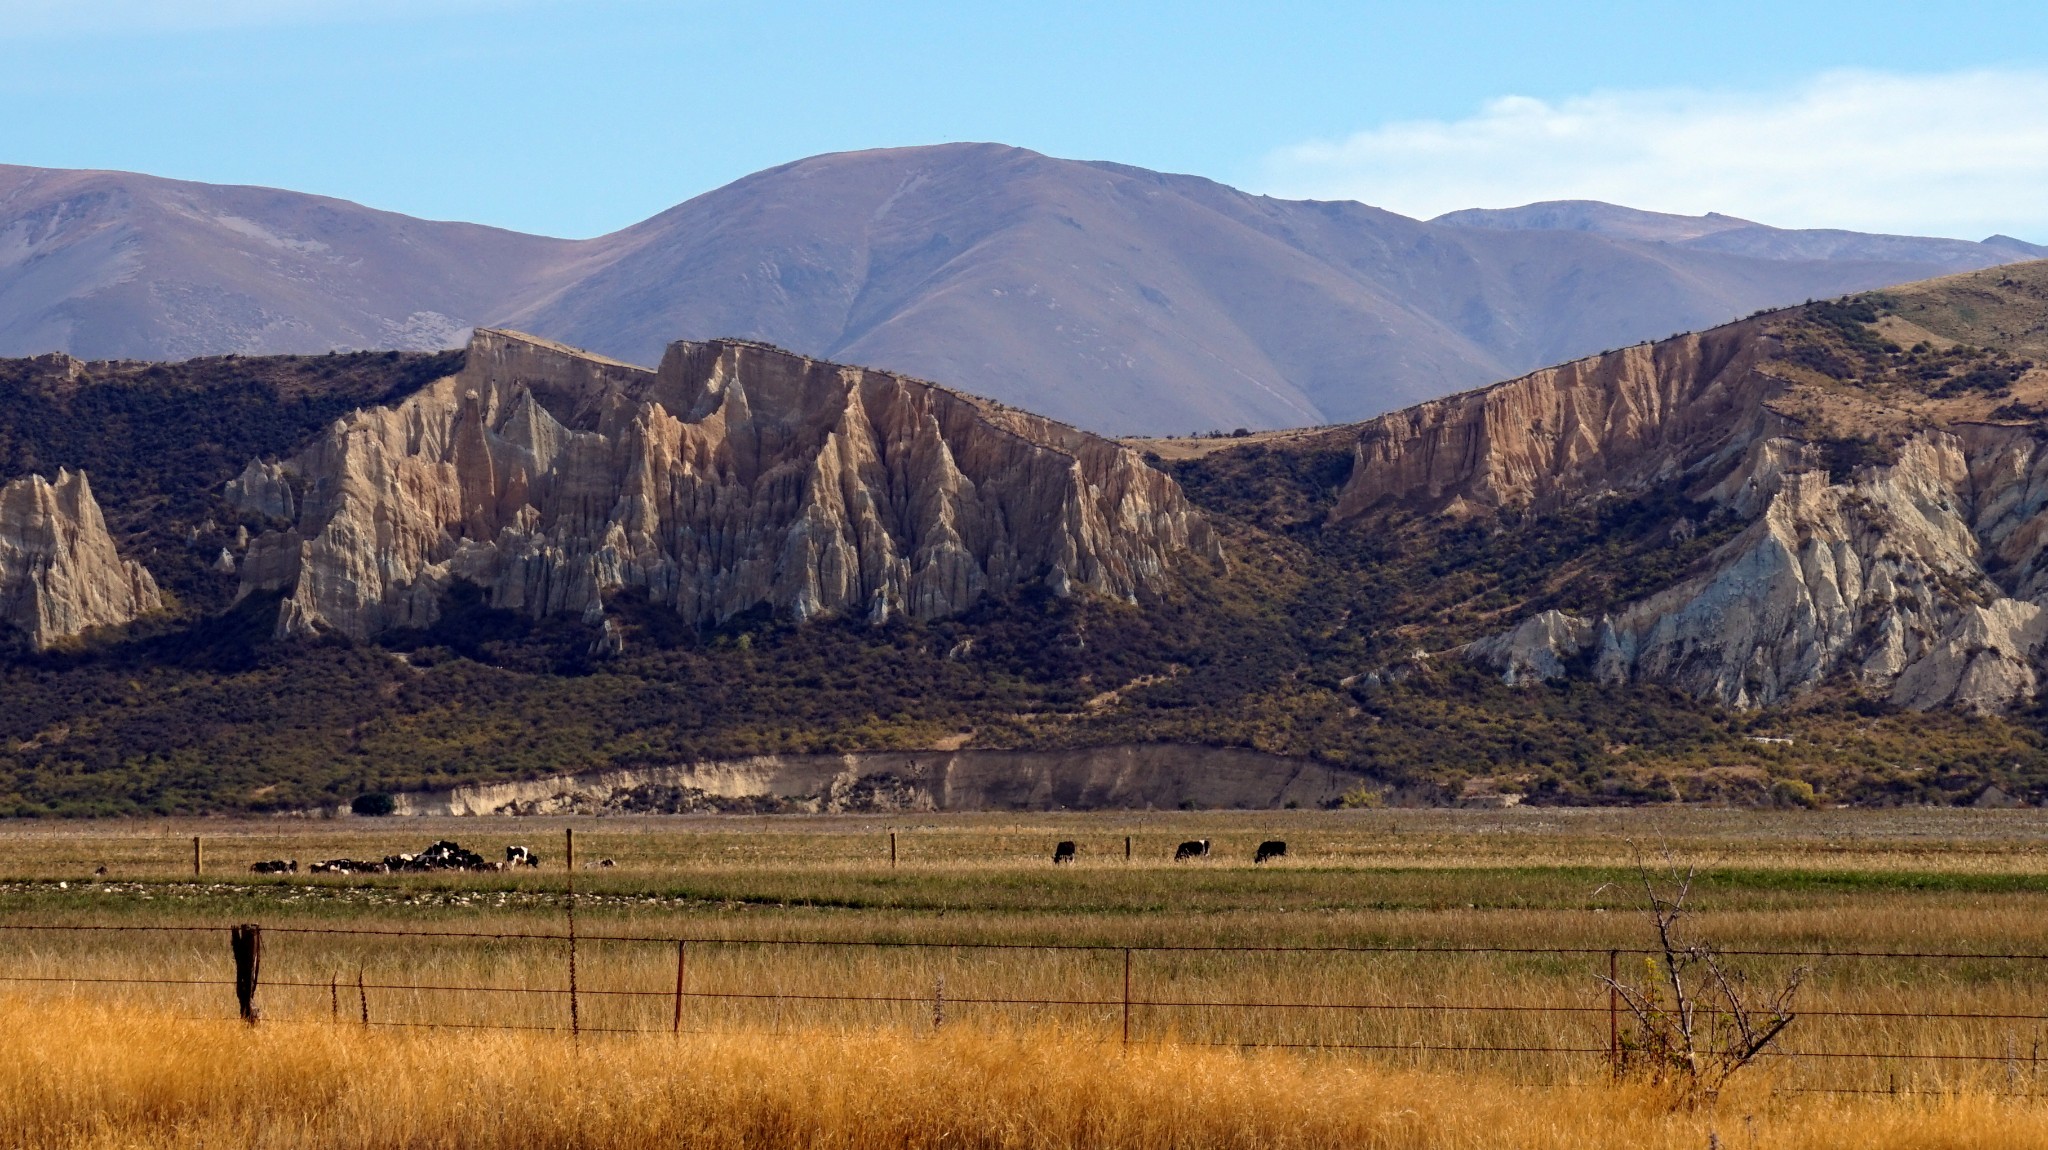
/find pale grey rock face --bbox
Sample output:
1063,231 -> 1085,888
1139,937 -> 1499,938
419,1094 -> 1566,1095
0,469 -> 161,647
1463,610 -> 1593,685
224,458 -> 296,522
1428,334 -> 2048,713
238,329 -> 1218,640
1587,437 -> 2046,710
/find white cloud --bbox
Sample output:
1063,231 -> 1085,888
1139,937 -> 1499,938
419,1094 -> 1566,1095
0,0 -> 541,37
1259,69 -> 2048,241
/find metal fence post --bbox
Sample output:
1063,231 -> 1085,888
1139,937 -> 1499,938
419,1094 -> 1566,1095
1122,948 -> 1132,1047
357,968 -> 368,1026
1125,835 -> 1132,862
673,940 -> 687,1034
229,923 -> 261,1023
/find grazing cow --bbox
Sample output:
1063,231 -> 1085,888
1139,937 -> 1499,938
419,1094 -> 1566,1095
597,858 -> 616,868
505,845 -> 540,868
249,859 -> 297,875
93,866 -> 107,876
1173,839 -> 1210,861
1052,841 -> 1077,864
1254,840 -> 1287,864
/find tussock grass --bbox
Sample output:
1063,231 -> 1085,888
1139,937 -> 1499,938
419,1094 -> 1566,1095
4,996 -> 2045,1150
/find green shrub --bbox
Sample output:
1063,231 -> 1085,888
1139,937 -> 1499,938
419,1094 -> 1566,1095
1770,778 -> 1819,809
351,793 -> 397,816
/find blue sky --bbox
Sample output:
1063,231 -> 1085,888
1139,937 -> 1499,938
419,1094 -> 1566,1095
3,1 -> 2046,240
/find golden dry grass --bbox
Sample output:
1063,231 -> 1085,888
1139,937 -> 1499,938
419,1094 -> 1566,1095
6,996 -> 2048,1150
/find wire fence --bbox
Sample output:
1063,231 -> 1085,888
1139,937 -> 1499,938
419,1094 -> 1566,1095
5,916 -> 2048,1095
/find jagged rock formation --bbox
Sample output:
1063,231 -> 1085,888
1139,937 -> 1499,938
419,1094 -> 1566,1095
0,469 -> 161,647
235,329 -> 1217,639
1332,323 -> 1778,520
1338,300 -> 2048,713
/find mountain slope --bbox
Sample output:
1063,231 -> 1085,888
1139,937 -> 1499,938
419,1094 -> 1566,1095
0,164 -> 594,360
513,145 -> 2036,433
2,148 -> 2038,434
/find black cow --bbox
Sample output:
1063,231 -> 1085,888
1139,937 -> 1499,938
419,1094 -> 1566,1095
249,859 -> 297,874
1053,841 -> 1077,864
505,846 -> 540,868
1255,840 -> 1287,864
1173,839 -> 1210,861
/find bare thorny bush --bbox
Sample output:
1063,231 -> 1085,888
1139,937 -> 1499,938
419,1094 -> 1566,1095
1601,847 -> 1808,1104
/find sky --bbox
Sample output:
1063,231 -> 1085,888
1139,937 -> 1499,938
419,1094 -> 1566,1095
2,1 -> 2045,241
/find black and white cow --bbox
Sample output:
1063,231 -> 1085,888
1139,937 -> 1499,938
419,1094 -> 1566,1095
249,859 -> 297,874
505,846 -> 540,868
1173,839 -> 1210,861
1052,841 -> 1077,864
311,858 -> 387,874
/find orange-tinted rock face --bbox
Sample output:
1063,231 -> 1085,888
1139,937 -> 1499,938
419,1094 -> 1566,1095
1332,322 -> 1777,520
236,329 -> 1217,640
0,469 -> 161,647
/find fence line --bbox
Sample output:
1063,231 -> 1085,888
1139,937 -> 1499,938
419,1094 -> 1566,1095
4,919 -> 2047,1093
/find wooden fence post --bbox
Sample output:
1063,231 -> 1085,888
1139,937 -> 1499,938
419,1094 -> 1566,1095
673,940 -> 687,1034
229,923 -> 261,1023
890,831 -> 897,868
1122,948 -> 1132,1047
1125,835 -> 1131,862
565,826 -> 579,1037
192,836 -> 202,877
1608,949 -> 1620,1078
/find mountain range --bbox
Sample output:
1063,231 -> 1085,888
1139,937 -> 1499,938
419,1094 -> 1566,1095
4,144 -> 2040,435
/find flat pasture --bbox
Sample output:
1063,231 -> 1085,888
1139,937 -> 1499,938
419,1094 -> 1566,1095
3,808 -> 2048,1147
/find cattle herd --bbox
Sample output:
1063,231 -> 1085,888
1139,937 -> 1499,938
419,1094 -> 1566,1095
254,836 -> 1291,874
253,841 -> 542,875
1054,838 -> 1288,864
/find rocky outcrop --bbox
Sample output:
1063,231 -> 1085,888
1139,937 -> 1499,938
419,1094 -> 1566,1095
0,469 -> 161,647
368,744 -> 1362,817
1344,318 -> 2048,713
1332,323 -> 1778,520
238,329 -> 1218,639
1463,610 -> 1594,686
1465,432 -> 2048,709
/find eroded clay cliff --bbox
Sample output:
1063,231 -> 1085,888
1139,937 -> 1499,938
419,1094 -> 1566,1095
1335,311 -> 2048,713
235,329 -> 1217,639
0,469 -> 161,647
